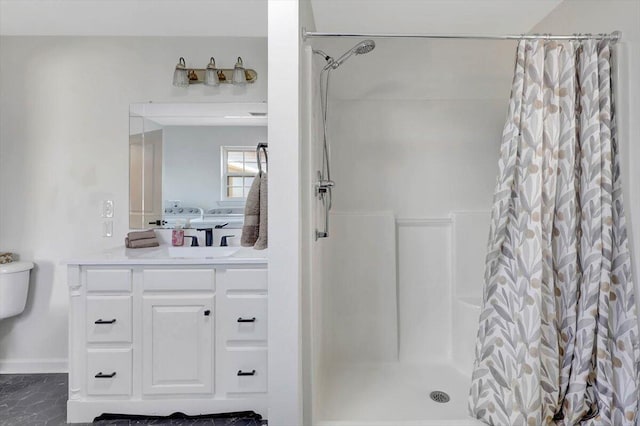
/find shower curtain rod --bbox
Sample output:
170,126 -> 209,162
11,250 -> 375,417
302,29 -> 622,43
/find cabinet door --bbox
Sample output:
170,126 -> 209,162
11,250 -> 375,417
142,295 -> 214,395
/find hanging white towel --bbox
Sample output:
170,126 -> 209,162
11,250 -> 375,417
241,171 -> 267,249
254,171 -> 268,250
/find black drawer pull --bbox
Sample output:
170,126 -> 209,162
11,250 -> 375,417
237,369 -> 256,376
237,317 -> 256,323
95,372 -> 116,378
204,310 -> 211,316
94,319 -> 116,324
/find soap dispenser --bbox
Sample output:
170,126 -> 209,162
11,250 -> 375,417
172,221 -> 185,246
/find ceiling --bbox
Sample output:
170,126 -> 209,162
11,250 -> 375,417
0,0 -> 563,37
309,0 -> 563,34
0,0 -> 267,36
0,0 -> 562,37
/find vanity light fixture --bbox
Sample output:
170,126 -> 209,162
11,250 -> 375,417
232,57 -> 247,85
204,57 -> 219,86
172,57 -> 189,88
172,56 -> 257,87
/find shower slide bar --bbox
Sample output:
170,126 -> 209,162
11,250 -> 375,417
302,29 -> 622,43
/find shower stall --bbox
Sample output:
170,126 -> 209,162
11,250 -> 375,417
301,26 -> 637,426
302,35 -> 507,426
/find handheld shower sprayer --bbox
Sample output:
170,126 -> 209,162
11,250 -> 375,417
330,39 -> 376,69
313,40 -> 375,239
314,40 -> 376,71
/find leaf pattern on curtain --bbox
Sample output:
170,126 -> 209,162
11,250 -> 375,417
469,39 -> 640,426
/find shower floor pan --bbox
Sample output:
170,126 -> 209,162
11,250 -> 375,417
317,362 -> 484,426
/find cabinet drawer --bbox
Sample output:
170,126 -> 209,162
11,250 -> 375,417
86,269 -> 131,292
143,269 -> 215,291
224,349 -> 267,394
224,297 -> 267,342
87,348 -> 132,396
86,296 -> 132,343
223,269 -> 267,291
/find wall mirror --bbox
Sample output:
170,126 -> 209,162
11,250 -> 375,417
129,102 -> 267,229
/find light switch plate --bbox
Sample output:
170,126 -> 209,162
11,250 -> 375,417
102,221 -> 113,237
101,200 -> 114,218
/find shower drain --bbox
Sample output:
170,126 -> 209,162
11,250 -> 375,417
429,390 -> 451,403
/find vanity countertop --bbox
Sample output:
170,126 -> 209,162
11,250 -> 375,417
65,246 -> 267,266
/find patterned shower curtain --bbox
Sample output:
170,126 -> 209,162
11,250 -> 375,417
469,39 -> 640,425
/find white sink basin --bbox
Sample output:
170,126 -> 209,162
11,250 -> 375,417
167,246 -> 240,258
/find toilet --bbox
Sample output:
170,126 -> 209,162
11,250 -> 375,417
0,261 -> 34,320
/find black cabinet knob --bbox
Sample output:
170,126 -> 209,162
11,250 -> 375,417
204,310 -> 211,316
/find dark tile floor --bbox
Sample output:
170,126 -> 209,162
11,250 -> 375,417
0,374 -> 267,426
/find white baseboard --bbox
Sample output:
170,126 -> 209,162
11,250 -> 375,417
0,358 -> 68,374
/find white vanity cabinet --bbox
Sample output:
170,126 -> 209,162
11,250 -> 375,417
66,260 -> 268,424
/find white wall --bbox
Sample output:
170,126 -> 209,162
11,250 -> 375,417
311,36 -> 514,371
301,44 -> 323,426
533,0 -> 640,323
323,212 -> 398,364
0,36 -> 267,372
268,0 -> 303,423
162,126 -> 268,210
329,99 -> 503,216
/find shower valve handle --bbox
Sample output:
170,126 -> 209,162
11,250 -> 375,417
316,179 -> 335,195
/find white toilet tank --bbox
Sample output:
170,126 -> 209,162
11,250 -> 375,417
0,261 -> 34,320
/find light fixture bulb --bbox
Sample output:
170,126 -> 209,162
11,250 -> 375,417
204,57 -> 219,86
172,57 -> 189,88
233,56 -> 247,85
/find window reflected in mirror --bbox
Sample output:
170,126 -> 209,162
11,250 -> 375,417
223,147 -> 265,200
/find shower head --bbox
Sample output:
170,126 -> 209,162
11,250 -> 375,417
327,39 -> 376,69
354,40 -> 376,55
